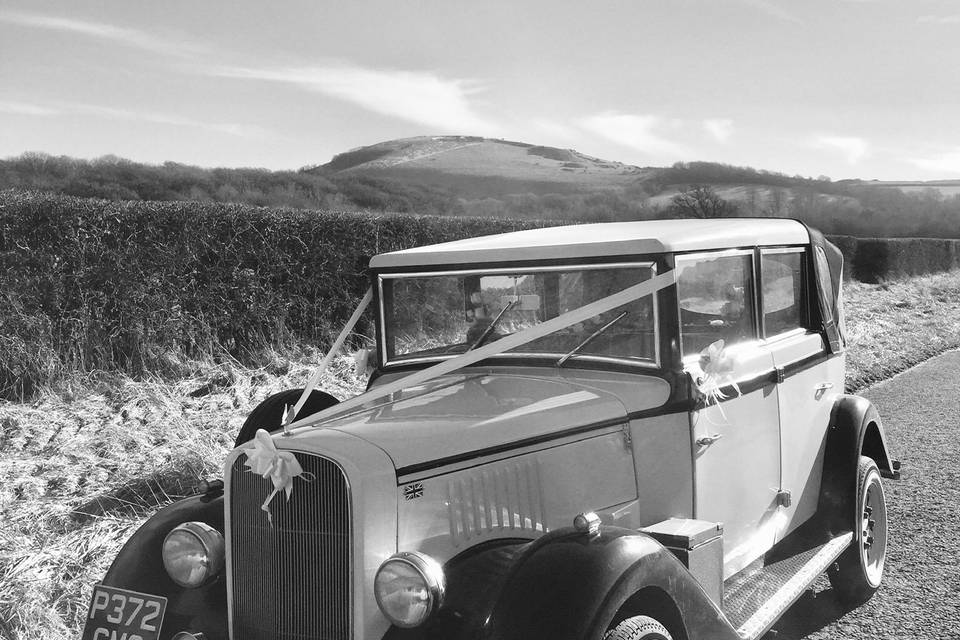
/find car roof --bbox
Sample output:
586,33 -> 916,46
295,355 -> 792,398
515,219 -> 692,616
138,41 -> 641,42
370,218 -> 811,269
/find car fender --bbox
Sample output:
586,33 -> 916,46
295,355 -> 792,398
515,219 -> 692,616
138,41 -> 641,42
820,395 -> 899,530
479,527 -> 739,640
101,492 -> 227,640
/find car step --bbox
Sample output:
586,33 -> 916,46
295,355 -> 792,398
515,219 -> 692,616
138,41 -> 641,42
721,531 -> 853,640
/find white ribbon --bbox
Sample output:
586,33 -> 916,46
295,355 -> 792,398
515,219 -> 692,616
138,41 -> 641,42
285,269 -> 678,433
243,429 -> 313,525
283,287 -> 374,433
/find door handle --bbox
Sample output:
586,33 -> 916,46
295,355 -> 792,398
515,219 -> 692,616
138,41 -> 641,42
696,434 -> 724,446
814,381 -> 834,400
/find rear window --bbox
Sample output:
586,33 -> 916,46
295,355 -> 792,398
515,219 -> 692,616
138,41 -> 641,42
761,248 -> 807,337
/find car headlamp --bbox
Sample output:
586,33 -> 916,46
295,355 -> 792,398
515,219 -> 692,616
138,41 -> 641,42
374,551 -> 445,628
162,521 -> 225,588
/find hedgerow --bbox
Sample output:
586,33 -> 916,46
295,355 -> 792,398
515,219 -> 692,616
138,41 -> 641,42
0,191 -> 549,398
3,190 -> 958,398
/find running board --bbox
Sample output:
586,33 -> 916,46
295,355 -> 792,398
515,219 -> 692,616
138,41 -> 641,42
727,531 -> 853,640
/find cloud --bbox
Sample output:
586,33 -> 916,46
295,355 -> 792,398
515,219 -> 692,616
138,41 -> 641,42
815,135 -> 868,164
908,150 -> 960,175
0,99 -> 265,138
917,14 -> 960,24
215,64 -> 493,133
0,100 -> 60,116
703,118 -> 734,143
70,104 -> 267,137
736,0 -> 802,23
0,10 -> 206,58
579,112 -> 689,157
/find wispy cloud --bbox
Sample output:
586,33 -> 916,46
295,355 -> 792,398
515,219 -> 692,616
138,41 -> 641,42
815,135 -> 869,164
908,150 -> 960,175
0,99 -> 264,138
736,0 -> 802,23
0,10 -> 207,58
215,63 -> 493,133
579,112 -> 689,158
703,118 -> 734,143
0,100 -> 61,116
917,14 -> 960,25
72,104 -> 267,137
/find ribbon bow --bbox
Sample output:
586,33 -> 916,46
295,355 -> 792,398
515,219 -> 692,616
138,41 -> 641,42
697,339 -> 741,409
243,428 -> 311,525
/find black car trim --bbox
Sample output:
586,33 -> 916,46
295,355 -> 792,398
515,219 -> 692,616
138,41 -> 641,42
395,416 -> 631,478
395,350 -> 835,479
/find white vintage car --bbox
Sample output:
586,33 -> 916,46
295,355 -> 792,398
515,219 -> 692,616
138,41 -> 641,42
83,219 -> 900,640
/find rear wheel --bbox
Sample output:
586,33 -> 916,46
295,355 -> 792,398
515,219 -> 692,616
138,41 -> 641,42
828,455 -> 888,604
234,388 -> 339,447
604,615 -> 673,640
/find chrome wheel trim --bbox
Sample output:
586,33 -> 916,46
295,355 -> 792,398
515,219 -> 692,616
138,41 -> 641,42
860,470 -> 887,588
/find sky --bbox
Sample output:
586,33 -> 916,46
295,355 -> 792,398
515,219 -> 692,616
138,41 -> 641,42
2,0 -> 960,181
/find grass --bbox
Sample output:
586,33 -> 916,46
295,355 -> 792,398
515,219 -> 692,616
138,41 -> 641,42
2,269 -> 960,639
843,269 -> 960,390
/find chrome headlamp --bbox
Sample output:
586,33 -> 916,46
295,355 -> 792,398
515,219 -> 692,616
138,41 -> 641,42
374,551 -> 445,628
161,521 -> 225,588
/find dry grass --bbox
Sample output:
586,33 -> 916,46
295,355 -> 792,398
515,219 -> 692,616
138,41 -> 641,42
844,269 -> 960,390
2,269 -> 960,639
0,350 -> 365,640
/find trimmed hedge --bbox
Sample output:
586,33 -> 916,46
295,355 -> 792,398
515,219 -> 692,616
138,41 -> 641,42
828,234 -> 960,283
2,190 -> 957,397
0,191 -> 549,397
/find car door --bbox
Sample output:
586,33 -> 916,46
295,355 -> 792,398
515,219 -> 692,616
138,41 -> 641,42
760,247 -> 845,541
677,250 -> 782,579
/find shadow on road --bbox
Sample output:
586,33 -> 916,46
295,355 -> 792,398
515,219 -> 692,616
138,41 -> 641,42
764,587 -> 858,639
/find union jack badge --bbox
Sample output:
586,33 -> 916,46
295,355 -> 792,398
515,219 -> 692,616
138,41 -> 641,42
403,482 -> 424,500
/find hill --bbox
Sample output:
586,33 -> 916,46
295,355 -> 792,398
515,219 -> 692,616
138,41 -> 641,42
3,137 -> 960,237
308,135 -> 649,197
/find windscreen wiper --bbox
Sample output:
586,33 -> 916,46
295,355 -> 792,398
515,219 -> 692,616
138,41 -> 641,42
468,300 -> 517,351
556,311 -> 628,368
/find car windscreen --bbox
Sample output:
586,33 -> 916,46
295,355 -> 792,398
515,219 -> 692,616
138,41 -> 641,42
378,263 -> 658,366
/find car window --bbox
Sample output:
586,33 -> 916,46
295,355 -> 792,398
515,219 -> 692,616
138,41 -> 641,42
761,249 -> 806,337
676,252 -> 756,357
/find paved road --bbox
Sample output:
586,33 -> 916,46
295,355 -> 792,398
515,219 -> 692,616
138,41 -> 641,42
769,350 -> 960,639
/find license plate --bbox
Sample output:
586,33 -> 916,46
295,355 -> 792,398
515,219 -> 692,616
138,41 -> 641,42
81,584 -> 167,640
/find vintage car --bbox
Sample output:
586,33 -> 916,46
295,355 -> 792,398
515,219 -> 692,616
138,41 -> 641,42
83,219 -> 900,640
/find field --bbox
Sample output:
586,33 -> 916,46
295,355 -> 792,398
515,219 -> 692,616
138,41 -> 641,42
2,269 -> 960,639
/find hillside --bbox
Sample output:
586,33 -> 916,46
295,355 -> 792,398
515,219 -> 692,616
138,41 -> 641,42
309,135 -> 649,197
3,137 -> 960,237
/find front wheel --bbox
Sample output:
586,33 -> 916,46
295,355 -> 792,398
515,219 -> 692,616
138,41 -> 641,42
828,455 -> 888,604
604,615 -> 673,640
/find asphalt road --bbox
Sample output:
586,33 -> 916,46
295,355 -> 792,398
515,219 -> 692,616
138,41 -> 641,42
768,349 -> 960,639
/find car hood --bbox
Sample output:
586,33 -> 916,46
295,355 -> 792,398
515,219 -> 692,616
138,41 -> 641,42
288,372 -> 671,472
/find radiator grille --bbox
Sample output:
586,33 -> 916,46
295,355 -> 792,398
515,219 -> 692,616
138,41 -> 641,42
229,452 -> 350,640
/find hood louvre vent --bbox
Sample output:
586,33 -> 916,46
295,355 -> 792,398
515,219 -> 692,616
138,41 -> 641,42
446,458 -> 547,546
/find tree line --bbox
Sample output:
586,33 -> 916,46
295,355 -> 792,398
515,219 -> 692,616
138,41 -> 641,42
2,152 -> 958,238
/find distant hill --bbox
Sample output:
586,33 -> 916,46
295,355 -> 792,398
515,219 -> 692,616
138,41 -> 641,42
3,136 -> 960,238
307,135 -> 649,197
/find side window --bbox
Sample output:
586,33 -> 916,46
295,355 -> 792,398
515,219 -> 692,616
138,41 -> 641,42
761,249 -> 806,338
677,252 -> 756,357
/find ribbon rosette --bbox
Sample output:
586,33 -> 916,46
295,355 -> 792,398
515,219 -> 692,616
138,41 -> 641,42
697,339 -> 741,410
243,428 -> 312,526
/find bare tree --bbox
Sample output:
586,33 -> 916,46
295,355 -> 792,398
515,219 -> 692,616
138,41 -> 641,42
669,185 -> 739,218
